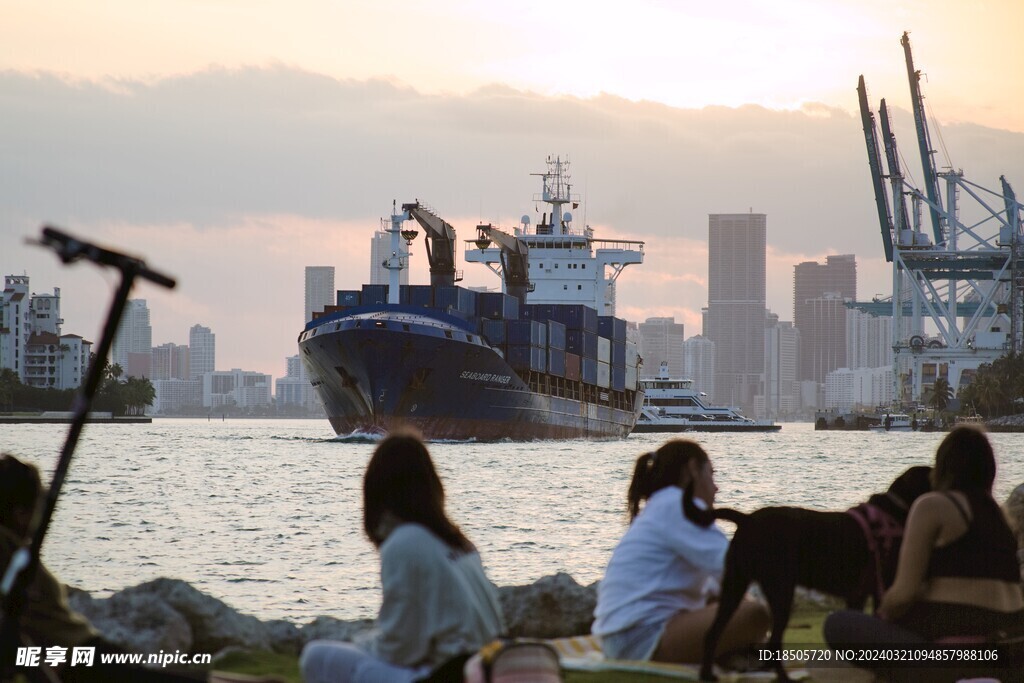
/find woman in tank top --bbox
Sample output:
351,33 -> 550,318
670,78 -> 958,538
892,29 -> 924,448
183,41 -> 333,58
824,427 -> 1023,673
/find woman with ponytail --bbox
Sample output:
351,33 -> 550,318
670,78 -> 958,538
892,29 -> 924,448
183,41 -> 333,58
592,440 -> 768,663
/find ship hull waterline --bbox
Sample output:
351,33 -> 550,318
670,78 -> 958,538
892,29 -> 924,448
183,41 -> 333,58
300,321 -> 643,441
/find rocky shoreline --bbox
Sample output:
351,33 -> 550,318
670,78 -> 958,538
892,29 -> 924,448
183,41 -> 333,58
68,572 -> 603,658
983,413 -> 1024,431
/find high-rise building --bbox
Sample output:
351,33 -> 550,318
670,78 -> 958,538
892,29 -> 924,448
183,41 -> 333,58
28,287 -> 61,335
763,312 -> 800,418
189,324 -> 215,379
152,342 -> 191,381
793,255 -> 857,383
276,354 -> 321,414
305,266 -> 336,323
1,276 -> 31,380
2,275 -> 93,388
112,299 -> 152,377
706,213 -> 766,411
846,309 -> 894,371
204,369 -> 272,409
682,335 -> 715,398
370,231 -> 409,287
638,317 -> 684,378
801,295 -> 849,385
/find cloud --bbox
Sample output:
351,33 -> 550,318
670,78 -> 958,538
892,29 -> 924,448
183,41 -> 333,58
2,66 -> 1022,378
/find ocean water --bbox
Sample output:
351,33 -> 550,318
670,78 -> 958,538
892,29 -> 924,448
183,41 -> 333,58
3,419 -> 1023,624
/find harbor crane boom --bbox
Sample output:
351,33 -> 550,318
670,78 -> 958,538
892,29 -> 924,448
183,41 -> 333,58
402,202 -> 459,287
901,31 -> 945,246
857,75 -> 895,262
879,99 -> 912,237
472,223 -> 534,306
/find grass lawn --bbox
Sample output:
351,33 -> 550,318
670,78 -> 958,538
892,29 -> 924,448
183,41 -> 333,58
211,600 -> 836,683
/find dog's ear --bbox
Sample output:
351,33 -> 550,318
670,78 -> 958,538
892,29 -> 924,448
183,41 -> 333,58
682,484 -> 716,527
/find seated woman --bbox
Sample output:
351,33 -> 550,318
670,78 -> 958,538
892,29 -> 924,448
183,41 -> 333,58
1005,482 -> 1024,582
592,439 -> 769,664
300,432 -> 505,683
0,453 -> 214,682
824,427 -> 1024,668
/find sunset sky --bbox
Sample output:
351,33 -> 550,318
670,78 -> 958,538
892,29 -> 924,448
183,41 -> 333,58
2,0 -> 1023,380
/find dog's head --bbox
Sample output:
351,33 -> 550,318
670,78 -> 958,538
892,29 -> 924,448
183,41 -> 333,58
870,465 -> 932,523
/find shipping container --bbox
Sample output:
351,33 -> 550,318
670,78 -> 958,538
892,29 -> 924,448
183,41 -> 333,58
611,365 -> 626,392
626,341 -> 640,368
598,316 -> 627,343
597,336 -> 611,364
409,285 -> 434,308
612,340 -> 626,368
565,352 -> 581,381
478,292 -> 520,320
625,365 -> 638,391
337,290 -> 361,307
548,304 -> 598,333
435,286 -> 478,317
582,357 -> 598,385
522,303 -> 553,320
548,348 -> 566,378
361,284 -> 388,305
566,330 -> 598,359
481,319 -> 507,346
506,344 -> 546,372
597,361 -> 611,389
507,320 -> 547,347
547,320 -> 567,350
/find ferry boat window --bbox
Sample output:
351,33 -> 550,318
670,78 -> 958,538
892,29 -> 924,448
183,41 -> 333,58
577,285 -> 582,290
563,285 -> 568,290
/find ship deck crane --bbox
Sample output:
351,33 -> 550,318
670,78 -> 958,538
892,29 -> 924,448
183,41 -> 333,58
470,224 -> 534,307
402,202 -> 461,287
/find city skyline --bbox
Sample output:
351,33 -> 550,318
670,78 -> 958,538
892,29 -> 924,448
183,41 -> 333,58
2,4 -> 1022,380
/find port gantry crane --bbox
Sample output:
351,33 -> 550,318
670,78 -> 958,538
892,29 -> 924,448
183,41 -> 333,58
856,32 -> 1024,405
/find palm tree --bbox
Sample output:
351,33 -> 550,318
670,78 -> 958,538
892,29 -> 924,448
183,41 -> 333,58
927,377 -> 953,413
0,368 -> 20,412
123,377 -> 156,416
972,374 -> 1005,417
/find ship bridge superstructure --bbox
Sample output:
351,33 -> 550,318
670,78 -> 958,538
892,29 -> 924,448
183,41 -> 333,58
855,32 -> 1024,403
464,156 -> 644,317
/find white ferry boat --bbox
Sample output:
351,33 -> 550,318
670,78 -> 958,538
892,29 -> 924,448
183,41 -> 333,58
632,364 -> 781,433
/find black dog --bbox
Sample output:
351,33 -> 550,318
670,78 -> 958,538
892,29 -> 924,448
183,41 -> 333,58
683,465 -> 932,682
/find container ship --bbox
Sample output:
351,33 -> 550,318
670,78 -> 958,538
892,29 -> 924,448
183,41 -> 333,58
298,157 -> 646,440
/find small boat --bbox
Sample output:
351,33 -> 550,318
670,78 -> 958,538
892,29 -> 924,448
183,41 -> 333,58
632,363 -> 781,433
868,413 -> 916,432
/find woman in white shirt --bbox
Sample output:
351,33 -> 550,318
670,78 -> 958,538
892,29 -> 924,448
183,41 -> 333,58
593,439 -> 769,663
301,432 -> 505,683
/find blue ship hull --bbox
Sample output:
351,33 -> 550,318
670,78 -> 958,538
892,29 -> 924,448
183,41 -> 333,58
299,306 -> 643,441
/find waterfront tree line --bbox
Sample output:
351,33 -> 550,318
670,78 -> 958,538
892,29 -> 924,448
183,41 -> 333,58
956,352 -> 1024,417
0,358 -> 155,416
